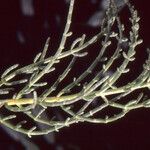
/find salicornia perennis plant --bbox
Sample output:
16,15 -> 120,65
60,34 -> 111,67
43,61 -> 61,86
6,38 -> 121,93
0,0 -> 149,137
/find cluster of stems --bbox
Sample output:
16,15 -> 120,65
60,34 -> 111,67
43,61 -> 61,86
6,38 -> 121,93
0,0 -> 150,137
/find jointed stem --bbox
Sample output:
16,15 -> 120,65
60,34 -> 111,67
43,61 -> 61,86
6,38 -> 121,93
2,81 -> 149,107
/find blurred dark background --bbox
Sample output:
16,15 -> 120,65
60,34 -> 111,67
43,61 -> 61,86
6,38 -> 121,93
0,0 -> 150,149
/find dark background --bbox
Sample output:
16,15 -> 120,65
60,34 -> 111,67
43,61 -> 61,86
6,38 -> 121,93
0,0 -> 150,150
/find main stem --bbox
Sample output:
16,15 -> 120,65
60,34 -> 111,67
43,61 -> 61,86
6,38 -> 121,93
1,81 -> 149,107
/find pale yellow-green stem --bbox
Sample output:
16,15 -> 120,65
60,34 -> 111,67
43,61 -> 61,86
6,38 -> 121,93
2,81 -> 149,107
